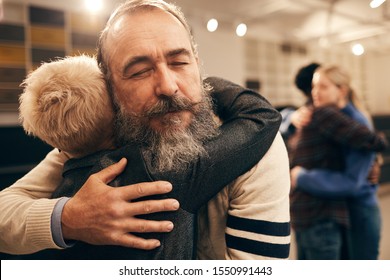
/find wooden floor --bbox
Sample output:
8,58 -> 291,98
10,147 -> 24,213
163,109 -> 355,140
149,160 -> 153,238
289,183 -> 390,260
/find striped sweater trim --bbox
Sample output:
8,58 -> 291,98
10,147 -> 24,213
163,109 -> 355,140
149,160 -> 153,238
226,215 -> 290,258
227,215 -> 290,236
226,233 -> 290,259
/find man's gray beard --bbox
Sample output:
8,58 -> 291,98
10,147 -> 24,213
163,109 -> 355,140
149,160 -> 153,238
113,88 -> 219,172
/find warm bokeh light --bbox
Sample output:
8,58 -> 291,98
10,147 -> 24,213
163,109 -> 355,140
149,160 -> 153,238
236,23 -> 247,37
84,0 -> 103,13
370,0 -> 386,8
207,18 -> 218,32
352,43 -> 365,56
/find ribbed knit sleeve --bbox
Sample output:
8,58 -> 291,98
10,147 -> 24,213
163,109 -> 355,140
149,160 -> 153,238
25,199 -> 60,251
0,149 -> 67,254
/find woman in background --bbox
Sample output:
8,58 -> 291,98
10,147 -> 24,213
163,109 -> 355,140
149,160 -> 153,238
290,64 -> 385,259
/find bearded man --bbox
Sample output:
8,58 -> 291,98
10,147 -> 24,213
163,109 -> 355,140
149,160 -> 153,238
0,0 -> 290,260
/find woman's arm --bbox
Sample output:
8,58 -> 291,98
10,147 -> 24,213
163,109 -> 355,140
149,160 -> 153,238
294,149 -> 375,198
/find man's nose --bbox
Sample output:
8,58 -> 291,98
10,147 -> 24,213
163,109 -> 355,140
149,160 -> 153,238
155,66 -> 179,97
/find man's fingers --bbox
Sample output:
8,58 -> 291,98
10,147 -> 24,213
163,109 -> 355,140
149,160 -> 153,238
125,219 -> 175,233
120,181 -> 173,200
113,220 -> 176,249
126,198 -> 180,216
120,234 -> 161,250
95,158 -> 127,184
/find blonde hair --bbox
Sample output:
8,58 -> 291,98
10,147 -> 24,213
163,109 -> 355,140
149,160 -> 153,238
19,55 -> 114,158
315,64 -> 371,122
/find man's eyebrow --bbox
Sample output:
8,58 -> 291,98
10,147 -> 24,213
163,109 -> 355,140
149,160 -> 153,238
166,48 -> 192,58
123,56 -> 151,75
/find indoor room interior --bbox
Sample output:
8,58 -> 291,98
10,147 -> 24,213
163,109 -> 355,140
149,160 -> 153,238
0,0 -> 389,260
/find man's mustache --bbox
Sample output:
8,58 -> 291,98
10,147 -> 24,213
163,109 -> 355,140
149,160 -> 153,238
144,95 -> 200,118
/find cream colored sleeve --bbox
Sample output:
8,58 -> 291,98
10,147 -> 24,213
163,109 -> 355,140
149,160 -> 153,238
224,133 -> 291,259
197,133 -> 291,260
0,149 -> 67,254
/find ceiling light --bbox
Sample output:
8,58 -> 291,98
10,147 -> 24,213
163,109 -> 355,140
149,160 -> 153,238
370,0 -> 386,8
352,43 -> 365,56
207,18 -> 218,32
84,0 -> 103,13
236,23 -> 247,37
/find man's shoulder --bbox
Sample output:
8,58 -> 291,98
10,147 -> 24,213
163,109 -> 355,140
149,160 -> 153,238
199,133 -> 291,259
227,132 -> 290,198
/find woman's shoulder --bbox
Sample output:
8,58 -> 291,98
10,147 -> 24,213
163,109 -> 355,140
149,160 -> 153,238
342,103 -> 370,127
